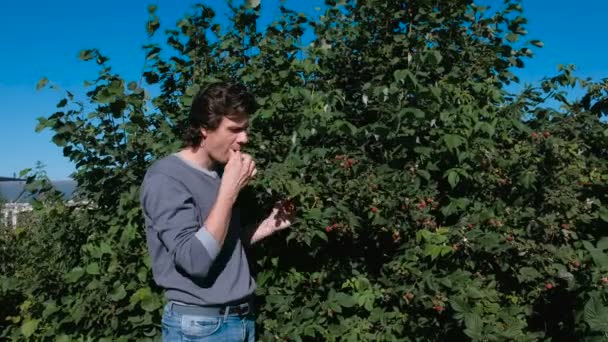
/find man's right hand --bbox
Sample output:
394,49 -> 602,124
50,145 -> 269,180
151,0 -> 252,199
219,150 -> 257,202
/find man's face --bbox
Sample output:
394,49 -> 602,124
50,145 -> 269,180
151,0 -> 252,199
202,115 -> 249,165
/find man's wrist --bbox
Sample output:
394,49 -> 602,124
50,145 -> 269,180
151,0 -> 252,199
217,185 -> 238,205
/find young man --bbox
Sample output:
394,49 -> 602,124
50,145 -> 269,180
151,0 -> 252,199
140,82 -> 293,341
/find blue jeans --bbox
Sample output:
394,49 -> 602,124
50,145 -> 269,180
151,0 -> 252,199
161,302 -> 256,341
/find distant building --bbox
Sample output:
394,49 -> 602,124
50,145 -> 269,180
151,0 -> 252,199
0,177 -> 76,227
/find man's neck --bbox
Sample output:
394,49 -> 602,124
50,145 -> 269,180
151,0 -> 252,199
178,146 -> 216,171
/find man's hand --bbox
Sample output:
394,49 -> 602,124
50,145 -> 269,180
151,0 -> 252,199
249,200 -> 296,244
219,150 -> 257,202
263,200 -> 296,231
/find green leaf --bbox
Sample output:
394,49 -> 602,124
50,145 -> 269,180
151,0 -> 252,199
450,297 -> 471,313
334,292 -> 357,308
585,295 -> 608,332
141,294 -> 162,312
444,134 -> 465,150
21,319 -> 39,337
597,237 -> 608,251
599,206 -> 608,223
65,267 -> 85,283
519,171 -> 536,189
517,267 -> 540,282
417,169 -> 431,181
86,262 -> 100,275
110,285 -> 127,301
447,170 -> 460,188
463,313 -> 483,339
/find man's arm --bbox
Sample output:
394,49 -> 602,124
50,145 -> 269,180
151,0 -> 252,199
206,150 -> 256,246
141,172 -> 220,280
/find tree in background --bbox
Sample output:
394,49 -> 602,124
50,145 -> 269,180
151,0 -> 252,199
2,0 -> 608,340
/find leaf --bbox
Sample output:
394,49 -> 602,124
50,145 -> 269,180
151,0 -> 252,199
78,49 -> 93,61
65,267 -> 85,283
597,237 -> 608,251
86,262 -> 100,275
450,297 -> 471,313
530,40 -> 544,47
110,285 -> 127,301
246,0 -> 260,8
21,319 -> 39,337
463,313 -> 483,339
505,33 -> 519,42
56,98 -> 68,108
141,294 -> 162,312
417,169 -> 431,181
584,295 -> 608,332
517,267 -> 540,282
599,206 -> 608,223
519,172 -> 536,189
447,170 -> 460,188
444,134 -> 465,150
52,134 -> 67,146
334,292 -> 357,308
36,77 -> 49,90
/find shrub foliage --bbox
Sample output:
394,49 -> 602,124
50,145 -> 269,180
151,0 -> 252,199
2,0 -> 608,340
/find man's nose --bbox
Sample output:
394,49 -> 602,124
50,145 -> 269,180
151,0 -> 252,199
237,131 -> 249,145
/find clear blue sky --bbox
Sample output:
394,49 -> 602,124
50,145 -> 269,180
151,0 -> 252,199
0,0 -> 606,180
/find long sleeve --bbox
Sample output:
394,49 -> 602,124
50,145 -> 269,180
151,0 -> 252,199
141,172 -> 220,280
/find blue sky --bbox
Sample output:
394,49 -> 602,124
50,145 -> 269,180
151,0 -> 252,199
0,0 -> 606,180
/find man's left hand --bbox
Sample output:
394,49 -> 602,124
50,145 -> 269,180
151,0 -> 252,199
263,200 -> 296,231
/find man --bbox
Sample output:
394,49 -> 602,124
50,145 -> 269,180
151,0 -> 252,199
140,82 -> 293,341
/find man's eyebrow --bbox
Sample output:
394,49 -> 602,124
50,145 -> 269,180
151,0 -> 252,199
229,123 -> 249,130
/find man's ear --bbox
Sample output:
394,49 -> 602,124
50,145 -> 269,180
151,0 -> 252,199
200,127 -> 208,139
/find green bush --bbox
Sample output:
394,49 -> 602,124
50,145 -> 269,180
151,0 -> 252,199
2,0 -> 608,340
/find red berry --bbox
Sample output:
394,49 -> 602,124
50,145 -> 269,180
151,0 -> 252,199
572,261 -> 580,268
433,305 -> 444,313
531,132 -> 539,139
506,235 -> 514,241
405,293 -> 414,300
325,226 -> 332,233
401,204 -> 407,210
545,283 -> 553,290
543,131 -> 550,138
601,277 -> 608,284
418,202 -> 427,210
561,223 -> 569,230
370,206 -> 378,213
467,223 -> 475,229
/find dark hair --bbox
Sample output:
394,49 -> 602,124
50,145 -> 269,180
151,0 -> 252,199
182,82 -> 257,147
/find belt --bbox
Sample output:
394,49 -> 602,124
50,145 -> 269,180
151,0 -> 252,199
169,300 -> 254,317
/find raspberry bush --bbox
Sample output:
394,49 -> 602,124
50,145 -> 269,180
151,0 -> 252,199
2,0 -> 608,340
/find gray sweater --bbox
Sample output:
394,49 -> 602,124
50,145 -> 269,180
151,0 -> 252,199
140,154 -> 256,306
